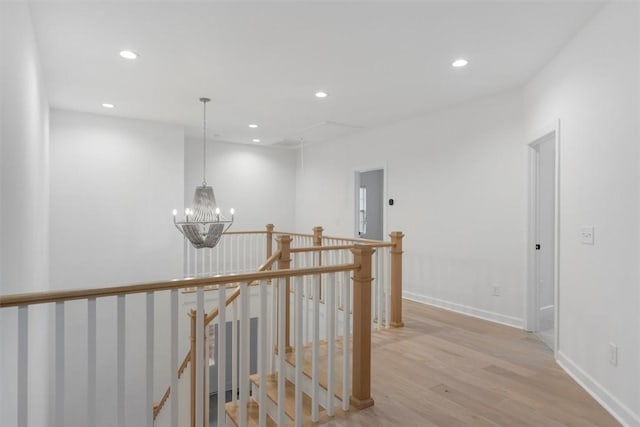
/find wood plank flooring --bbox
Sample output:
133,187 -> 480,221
320,300 -> 619,426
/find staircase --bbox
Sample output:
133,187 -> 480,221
225,339 -> 349,426
150,226 -> 406,427
0,224 -> 405,427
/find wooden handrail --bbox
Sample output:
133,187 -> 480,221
153,386 -> 171,419
222,230 -> 267,235
203,250 -> 281,325
273,230 -> 395,247
291,244 -> 362,253
204,287 -> 241,325
178,352 -> 191,378
257,251 -> 281,272
0,263 -> 357,308
271,231 -> 316,238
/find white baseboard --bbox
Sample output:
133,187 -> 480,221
403,291 -> 524,329
557,351 -> 640,427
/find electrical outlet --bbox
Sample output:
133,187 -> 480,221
609,343 -> 618,366
492,285 -> 500,296
581,226 -> 595,245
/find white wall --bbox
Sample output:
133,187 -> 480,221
184,138 -> 296,232
524,2 -> 639,425
49,110 -> 185,426
296,90 -> 527,327
50,110 -> 185,288
0,3 -> 50,426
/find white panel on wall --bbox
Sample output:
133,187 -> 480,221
184,138 -> 296,232
524,2 -> 639,424
295,90 -> 527,327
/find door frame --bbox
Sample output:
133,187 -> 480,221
353,164 -> 387,240
526,120 -> 560,357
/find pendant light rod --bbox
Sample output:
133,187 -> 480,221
200,97 -> 210,186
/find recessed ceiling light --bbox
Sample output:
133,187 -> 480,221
252,138 -> 261,143
102,103 -> 115,108
451,58 -> 469,68
119,50 -> 139,60
248,124 -> 258,128
315,91 -> 328,98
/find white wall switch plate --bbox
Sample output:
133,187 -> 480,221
580,226 -> 594,245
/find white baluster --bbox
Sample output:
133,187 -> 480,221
236,235 -> 240,273
304,253 -> 310,345
87,298 -> 97,423
327,273 -> 336,416
195,287 -> 204,427
232,299 -> 238,405
17,306 -> 28,427
146,292 -> 154,427
342,271 -> 351,411
277,278 -> 286,426
185,239 -> 189,277
170,289 -> 179,426
294,276 -> 303,427
338,251 -> 344,310
240,282 -> 250,427
255,234 -> 259,269
258,280 -> 268,427
243,235 -> 247,271
216,243 -> 221,273
195,248 -> 198,278
376,249 -> 382,330
218,284 -> 226,427
224,237 -> 228,274
270,278 -> 277,373
384,248 -> 391,330
117,295 -> 125,427
312,272 -> 320,422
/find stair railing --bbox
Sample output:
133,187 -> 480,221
274,226 -> 404,329
0,224 -> 403,427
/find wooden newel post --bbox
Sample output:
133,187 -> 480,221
312,226 -> 323,247
277,235 -> 293,352
350,244 -> 375,410
265,224 -> 274,267
390,231 -> 405,328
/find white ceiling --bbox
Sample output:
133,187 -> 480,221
30,1 -> 603,146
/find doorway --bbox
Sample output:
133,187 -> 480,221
354,169 -> 384,240
528,130 -> 558,352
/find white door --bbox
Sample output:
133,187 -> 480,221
533,135 -> 556,350
355,169 -> 384,240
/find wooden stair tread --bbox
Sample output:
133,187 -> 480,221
249,374 -> 349,427
284,340 -> 349,401
225,401 -> 278,427
250,374 -> 314,421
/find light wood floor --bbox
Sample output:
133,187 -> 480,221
325,300 -> 619,427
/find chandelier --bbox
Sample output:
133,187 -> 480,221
173,97 -> 234,249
